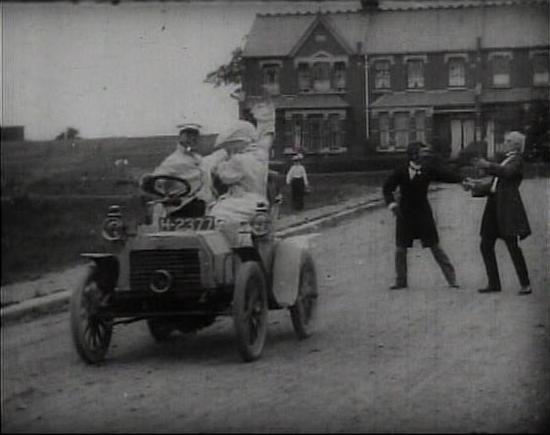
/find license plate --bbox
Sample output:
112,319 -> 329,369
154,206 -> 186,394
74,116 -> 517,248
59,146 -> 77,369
158,216 -> 215,232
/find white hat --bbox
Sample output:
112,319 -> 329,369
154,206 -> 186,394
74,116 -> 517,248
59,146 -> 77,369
177,123 -> 202,135
214,120 -> 258,149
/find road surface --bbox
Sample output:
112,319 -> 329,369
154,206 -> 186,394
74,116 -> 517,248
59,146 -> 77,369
2,179 -> 549,433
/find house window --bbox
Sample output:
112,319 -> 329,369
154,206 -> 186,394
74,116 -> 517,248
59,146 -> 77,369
533,53 -> 549,86
407,60 -> 424,89
291,114 -> 303,152
297,63 -> 311,92
333,62 -> 347,91
394,112 -> 409,149
327,114 -> 343,149
312,62 -> 331,92
304,114 -> 324,152
286,111 -> 346,153
492,55 -> 510,87
374,61 -> 391,89
262,63 -> 280,95
379,113 -> 390,149
448,58 -> 466,87
415,111 -> 426,143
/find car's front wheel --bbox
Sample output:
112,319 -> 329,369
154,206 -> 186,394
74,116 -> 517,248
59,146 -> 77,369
232,261 -> 268,362
70,264 -> 113,364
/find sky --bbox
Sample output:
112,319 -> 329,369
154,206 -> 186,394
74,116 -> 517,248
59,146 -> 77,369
1,0 -> 360,140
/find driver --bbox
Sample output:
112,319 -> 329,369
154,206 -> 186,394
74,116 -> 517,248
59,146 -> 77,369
141,123 -> 226,215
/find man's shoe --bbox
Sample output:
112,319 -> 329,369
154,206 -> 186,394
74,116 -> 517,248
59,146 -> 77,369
518,286 -> 532,295
389,284 -> 407,290
478,287 -> 501,293
449,283 -> 460,289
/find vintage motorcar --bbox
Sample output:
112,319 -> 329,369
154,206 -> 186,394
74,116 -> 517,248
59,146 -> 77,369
70,173 -> 318,363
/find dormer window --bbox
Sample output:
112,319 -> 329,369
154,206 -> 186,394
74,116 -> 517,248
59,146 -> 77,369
407,60 -> 424,89
448,57 -> 466,87
298,63 -> 311,92
374,60 -> 391,90
262,62 -> 281,95
332,62 -> 347,91
490,53 -> 511,87
312,61 -> 331,92
532,52 -> 549,86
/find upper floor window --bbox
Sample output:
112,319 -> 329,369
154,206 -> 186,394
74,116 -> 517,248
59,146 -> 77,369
297,63 -> 311,92
262,62 -> 281,95
407,60 -> 424,89
374,61 -> 391,90
312,61 -> 331,92
448,58 -> 466,87
332,62 -> 347,91
491,55 -> 511,87
532,53 -> 549,86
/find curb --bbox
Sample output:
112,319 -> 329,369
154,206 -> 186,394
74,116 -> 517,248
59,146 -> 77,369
1,196 -> 385,325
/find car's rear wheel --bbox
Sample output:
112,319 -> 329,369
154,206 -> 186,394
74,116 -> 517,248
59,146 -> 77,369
290,253 -> 318,339
232,261 -> 268,362
70,264 -> 113,364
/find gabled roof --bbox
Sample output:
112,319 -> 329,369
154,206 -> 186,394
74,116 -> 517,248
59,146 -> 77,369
243,11 -> 365,58
243,1 -> 548,58
288,14 -> 355,56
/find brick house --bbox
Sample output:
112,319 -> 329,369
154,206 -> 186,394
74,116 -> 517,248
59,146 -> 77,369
240,0 -> 549,160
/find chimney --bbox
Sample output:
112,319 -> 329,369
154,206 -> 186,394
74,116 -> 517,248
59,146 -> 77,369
361,0 -> 380,11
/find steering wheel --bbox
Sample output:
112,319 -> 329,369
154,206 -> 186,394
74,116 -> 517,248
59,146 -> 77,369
141,174 -> 194,200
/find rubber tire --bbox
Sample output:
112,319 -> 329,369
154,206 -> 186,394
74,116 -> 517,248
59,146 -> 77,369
290,253 -> 319,340
232,261 -> 268,362
70,264 -> 113,364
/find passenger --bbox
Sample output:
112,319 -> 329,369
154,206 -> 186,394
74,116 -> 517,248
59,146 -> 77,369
207,120 -> 269,225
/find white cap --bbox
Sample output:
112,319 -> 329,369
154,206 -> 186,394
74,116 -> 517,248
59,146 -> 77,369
214,120 -> 258,149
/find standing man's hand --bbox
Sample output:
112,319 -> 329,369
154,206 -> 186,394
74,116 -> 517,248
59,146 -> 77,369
472,157 -> 490,169
388,202 -> 402,219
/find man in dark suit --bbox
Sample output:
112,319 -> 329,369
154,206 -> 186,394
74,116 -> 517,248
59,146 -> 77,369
383,142 -> 465,290
466,131 -> 532,294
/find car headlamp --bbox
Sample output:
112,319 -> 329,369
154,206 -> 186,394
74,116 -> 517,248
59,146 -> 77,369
102,206 -> 125,241
102,216 -> 126,241
250,211 -> 272,237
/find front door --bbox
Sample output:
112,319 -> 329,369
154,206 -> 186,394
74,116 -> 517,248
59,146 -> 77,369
450,118 -> 475,158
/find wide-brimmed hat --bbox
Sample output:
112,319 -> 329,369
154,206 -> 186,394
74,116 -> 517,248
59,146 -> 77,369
292,153 -> 304,161
177,123 -> 202,135
214,120 -> 258,150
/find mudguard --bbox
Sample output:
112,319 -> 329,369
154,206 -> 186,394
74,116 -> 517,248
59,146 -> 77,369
80,253 -> 119,291
271,234 -> 319,307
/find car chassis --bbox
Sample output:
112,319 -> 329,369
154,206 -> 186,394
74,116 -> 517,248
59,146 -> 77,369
70,174 -> 319,363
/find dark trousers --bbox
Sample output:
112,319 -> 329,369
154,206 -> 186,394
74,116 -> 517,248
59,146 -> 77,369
395,244 -> 456,286
480,235 -> 530,290
290,178 -> 305,211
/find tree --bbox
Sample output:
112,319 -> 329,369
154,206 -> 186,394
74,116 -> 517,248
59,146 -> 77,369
55,127 -> 80,141
204,47 -> 243,88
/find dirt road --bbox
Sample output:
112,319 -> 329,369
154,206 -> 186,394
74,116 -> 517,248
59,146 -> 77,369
2,179 -> 549,433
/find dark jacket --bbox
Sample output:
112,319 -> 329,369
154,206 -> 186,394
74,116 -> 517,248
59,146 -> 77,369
383,164 -> 463,248
471,153 -> 531,240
